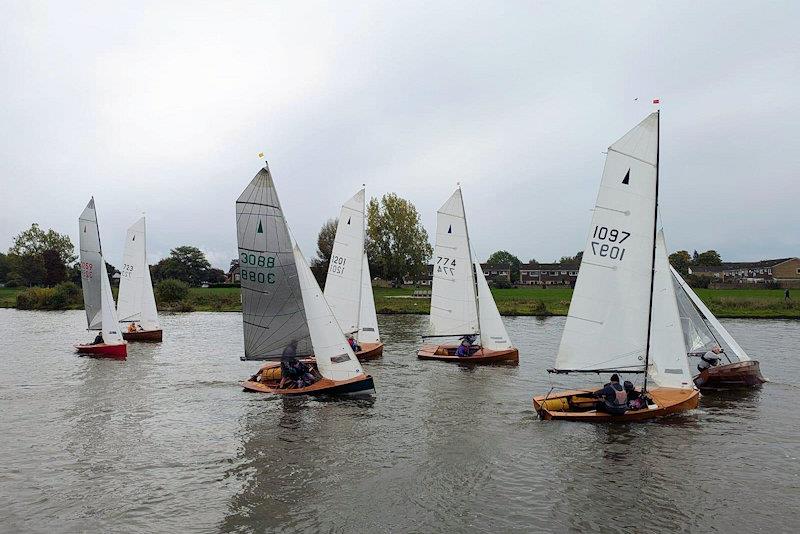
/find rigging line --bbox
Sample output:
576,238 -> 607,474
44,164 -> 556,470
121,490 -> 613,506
607,147 -> 656,167
594,205 -> 630,216
582,261 -> 617,271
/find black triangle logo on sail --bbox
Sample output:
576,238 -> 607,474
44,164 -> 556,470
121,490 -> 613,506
622,169 -> 630,185
83,226 -> 86,233
347,217 -> 351,225
132,235 -> 135,241
257,220 -> 263,234
448,225 -> 452,234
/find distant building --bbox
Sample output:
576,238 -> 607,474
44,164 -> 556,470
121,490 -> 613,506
225,260 -> 241,284
519,262 -> 579,286
689,258 -> 800,283
480,263 -> 512,282
402,264 -> 433,286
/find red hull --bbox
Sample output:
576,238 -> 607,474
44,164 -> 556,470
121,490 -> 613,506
122,329 -> 163,342
74,343 -> 127,359
694,360 -> 767,389
417,344 -> 519,365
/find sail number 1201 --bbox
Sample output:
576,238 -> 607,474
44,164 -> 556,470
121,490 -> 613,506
590,225 -> 630,261
240,252 -> 276,284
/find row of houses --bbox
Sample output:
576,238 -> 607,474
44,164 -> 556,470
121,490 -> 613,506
226,257 -> 800,286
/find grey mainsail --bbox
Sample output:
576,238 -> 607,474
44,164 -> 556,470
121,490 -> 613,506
236,164 -> 312,360
79,198 -> 103,330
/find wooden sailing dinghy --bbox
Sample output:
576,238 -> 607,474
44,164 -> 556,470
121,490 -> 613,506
236,163 -> 375,396
671,267 -> 766,389
75,198 -> 127,359
533,112 -> 698,421
417,188 -> 518,365
117,217 -> 162,342
323,189 -> 383,359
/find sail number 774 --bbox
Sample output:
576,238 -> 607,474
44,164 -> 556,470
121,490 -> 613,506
590,225 -> 630,261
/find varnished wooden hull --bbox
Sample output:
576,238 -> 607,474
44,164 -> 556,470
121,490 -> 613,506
242,371 -> 375,396
122,329 -> 163,342
356,341 -> 384,360
694,360 -> 767,389
532,387 -> 699,422
417,344 -> 519,365
74,342 -> 127,359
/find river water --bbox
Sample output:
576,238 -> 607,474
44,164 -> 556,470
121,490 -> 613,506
0,309 -> 798,533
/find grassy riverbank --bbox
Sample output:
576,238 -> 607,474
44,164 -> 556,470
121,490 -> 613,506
1,286 -> 797,318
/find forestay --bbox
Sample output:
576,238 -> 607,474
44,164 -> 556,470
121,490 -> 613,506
79,198 -> 103,330
236,164 -> 312,360
117,217 -> 160,331
555,113 -> 659,373
323,189 -> 365,336
474,261 -> 513,350
358,255 -> 381,343
672,272 -> 717,354
428,189 -> 479,337
99,260 -> 124,343
671,266 -> 750,362
294,245 -> 365,381
648,231 -> 692,388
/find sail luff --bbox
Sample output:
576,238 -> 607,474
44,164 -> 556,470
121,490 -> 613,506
357,254 -> 381,343
474,261 -> 513,350
79,198 -> 103,330
642,110 -> 660,392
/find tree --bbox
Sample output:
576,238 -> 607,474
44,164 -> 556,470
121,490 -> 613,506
310,218 -> 338,287
558,251 -> 583,266
43,249 -> 67,286
10,223 -> 76,265
487,250 -> 522,282
0,253 -> 9,283
155,279 -> 189,303
7,253 -> 45,287
151,246 -> 211,286
694,250 -> 722,266
366,194 -> 433,285
205,268 -> 226,284
669,250 -> 692,275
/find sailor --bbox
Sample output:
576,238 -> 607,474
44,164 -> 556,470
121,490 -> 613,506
698,346 -> 723,373
593,374 -> 628,415
456,334 -> 477,357
128,322 -> 138,333
624,380 -> 646,410
347,334 -> 361,353
91,332 -> 104,345
278,342 -> 316,389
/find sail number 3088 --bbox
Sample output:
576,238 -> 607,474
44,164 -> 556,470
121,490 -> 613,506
240,252 -> 276,284
590,226 -> 630,261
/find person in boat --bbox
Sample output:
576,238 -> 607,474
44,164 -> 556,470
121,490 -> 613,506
127,322 -> 138,333
624,380 -> 647,410
347,334 -> 361,353
456,334 -> 477,357
278,342 -> 317,389
592,374 -> 628,415
697,346 -> 723,373
90,332 -> 104,345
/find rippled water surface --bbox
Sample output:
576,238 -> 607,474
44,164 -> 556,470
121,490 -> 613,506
1,309 -> 798,533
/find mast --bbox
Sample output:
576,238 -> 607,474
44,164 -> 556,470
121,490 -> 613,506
642,110 -> 660,393
355,186 -> 366,339
460,186 -> 481,343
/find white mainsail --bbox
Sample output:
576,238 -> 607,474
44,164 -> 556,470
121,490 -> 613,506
474,261 -> 513,350
79,198 -> 103,330
672,273 -> 718,353
671,266 -> 750,362
236,164 -> 312,360
99,260 -> 124,343
428,188 -> 479,337
358,254 -> 381,343
324,189 -> 366,336
555,113 -> 659,373
648,230 -> 693,388
117,217 -> 160,331
294,245 -> 365,381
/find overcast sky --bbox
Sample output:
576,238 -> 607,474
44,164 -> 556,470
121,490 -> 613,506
2,1 -> 798,270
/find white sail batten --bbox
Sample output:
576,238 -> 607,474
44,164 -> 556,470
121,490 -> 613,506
428,189 -> 479,337
79,198 -> 104,331
358,254 -> 381,343
117,217 -> 160,330
323,189 -> 365,336
100,260 -> 124,343
555,113 -> 659,372
648,231 -> 693,388
474,261 -> 512,350
237,164 -> 312,360
670,266 -> 750,362
293,245 -> 364,381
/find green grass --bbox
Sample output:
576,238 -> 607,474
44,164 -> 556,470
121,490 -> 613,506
2,284 -> 797,318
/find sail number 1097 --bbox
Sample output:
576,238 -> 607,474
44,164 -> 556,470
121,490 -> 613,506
240,252 -> 276,284
590,225 -> 630,261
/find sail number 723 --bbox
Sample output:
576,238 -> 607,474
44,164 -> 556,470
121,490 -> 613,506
240,252 -> 276,284
590,225 -> 630,261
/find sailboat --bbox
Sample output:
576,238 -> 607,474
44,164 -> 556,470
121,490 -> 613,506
117,217 -> 162,342
75,198 -> 128,359
417,187 -> 518,365
323,189 -> 384,359
533,112 -> 699,421
237,163 -> 375,396
671,267 -> 767,388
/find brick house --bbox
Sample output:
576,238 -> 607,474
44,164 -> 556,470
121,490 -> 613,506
519,262 -> 579,286
689,258 -> 800,283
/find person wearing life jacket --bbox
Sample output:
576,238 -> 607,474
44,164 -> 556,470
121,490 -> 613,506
90,332 -> 104,345
624,380 -> 646,410
456,334 -> 477,357
347,334 -> 361,353
698,346 -> 723,373
128,322 -> 138,333
593,374 -> 628,415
